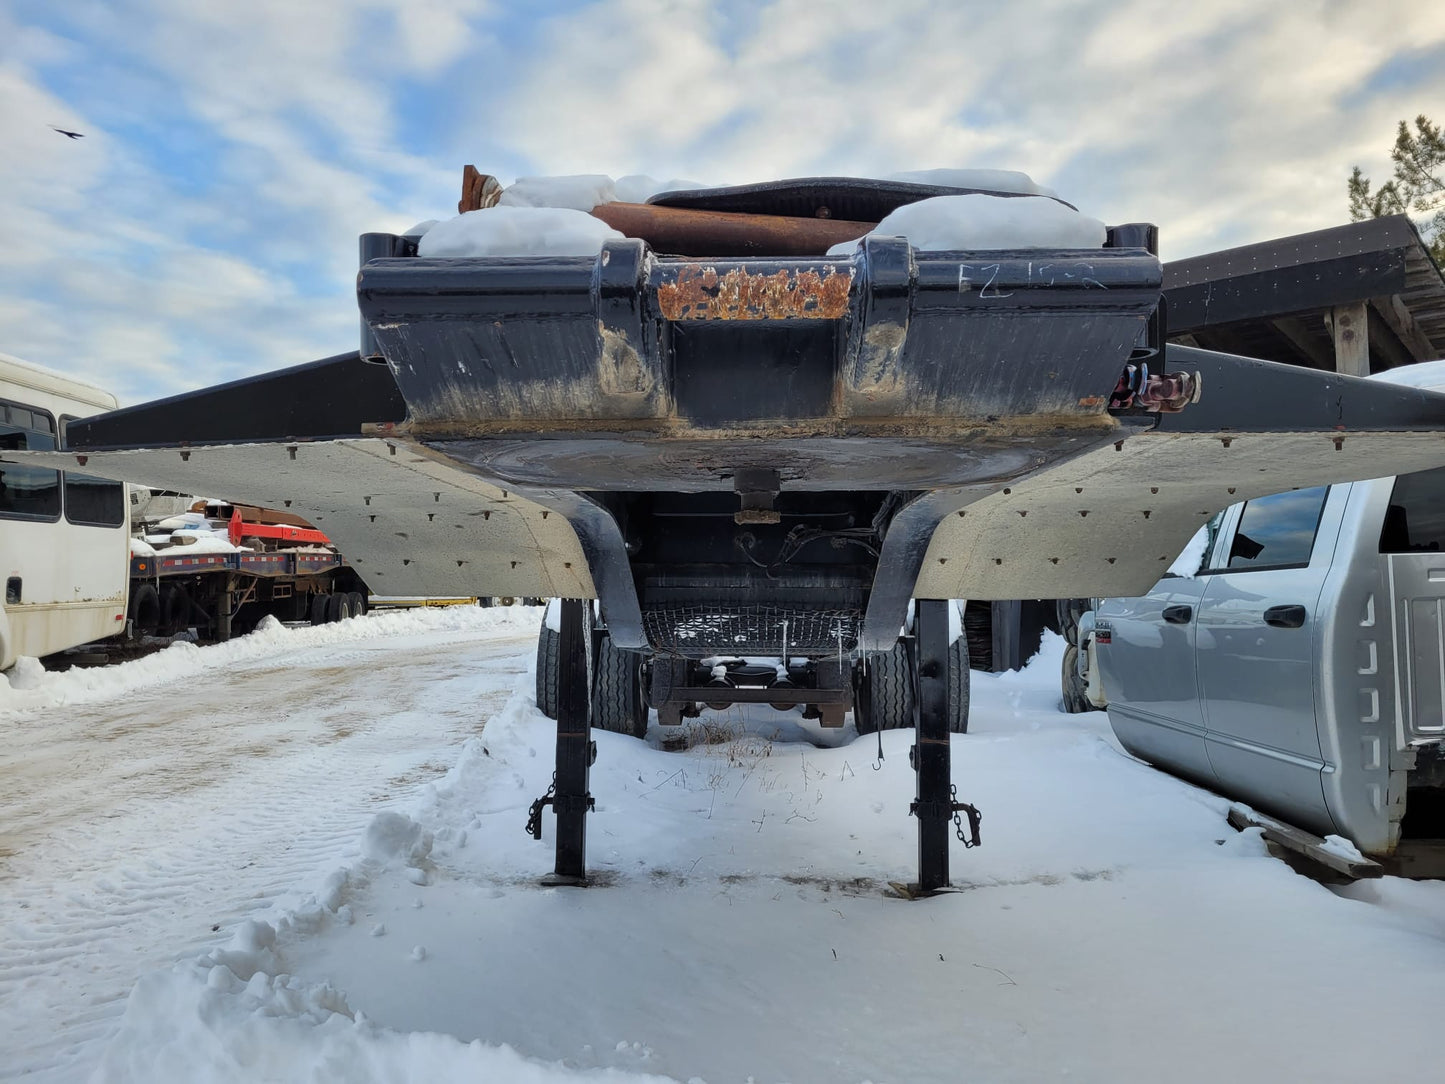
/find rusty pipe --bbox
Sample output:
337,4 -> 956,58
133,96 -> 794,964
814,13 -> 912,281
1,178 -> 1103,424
590,202 -> 875,257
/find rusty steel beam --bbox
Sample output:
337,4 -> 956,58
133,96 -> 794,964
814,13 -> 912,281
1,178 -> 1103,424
591,201 -> 874,257
655,262 -> 854,321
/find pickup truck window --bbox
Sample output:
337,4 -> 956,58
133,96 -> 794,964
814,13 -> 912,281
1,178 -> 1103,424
1381,466 -> 1445,553
1222,486 -> 1329,571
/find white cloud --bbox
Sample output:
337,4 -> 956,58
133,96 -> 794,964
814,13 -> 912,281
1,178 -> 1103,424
499,0 -> 1445,257
4,0 -> 1445,411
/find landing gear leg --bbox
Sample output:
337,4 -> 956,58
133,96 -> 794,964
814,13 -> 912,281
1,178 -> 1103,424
545,598 -> 594,886
913,598 -> 952,894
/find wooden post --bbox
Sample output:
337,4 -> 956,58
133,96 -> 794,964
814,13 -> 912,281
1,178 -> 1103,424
1330,302 -> 1370,377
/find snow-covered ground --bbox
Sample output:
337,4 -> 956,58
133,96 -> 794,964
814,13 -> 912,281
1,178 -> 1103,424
4,617 -> 1445,1083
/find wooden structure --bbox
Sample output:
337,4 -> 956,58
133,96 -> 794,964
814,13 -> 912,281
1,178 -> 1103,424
1164,214 -> 1445,376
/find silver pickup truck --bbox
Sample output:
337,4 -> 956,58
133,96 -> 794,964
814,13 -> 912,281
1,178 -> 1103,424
1091,362 -> 1445,871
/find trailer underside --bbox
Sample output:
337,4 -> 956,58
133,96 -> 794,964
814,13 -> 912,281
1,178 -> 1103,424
18,176 -> 1445,894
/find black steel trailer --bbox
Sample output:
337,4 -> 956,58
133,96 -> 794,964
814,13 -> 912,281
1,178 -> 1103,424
126,547 -> 369,642
22,174 -> 1445,897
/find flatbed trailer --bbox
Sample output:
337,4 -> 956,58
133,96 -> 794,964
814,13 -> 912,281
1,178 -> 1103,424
127,543 -> 367,643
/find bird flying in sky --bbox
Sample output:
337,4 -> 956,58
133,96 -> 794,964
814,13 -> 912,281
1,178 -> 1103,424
50,126 -> 84,139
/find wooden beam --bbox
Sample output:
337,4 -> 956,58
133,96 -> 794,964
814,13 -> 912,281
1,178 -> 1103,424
1270,315 -> 1333,369
1370,294 -> 1438,361
1330,301 -> 1370,376
1227,803 -> 1383,879
1366,303 -> 1416,373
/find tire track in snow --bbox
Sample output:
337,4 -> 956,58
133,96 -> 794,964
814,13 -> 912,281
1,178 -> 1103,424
0,631 -> 534,1082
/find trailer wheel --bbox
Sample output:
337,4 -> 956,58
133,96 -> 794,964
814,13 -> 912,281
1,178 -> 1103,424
1061,644 -> 1093,714
1056,597 -> 1090,647
856,637 -> 970,734
947,637 -> 972,734
310,593 -> 329,626
346,591 -> 366,617
158,583 -> 191,636
326,593 -> 351,623
536,623 -> 560,719
593,634 -> 647,738
854,638 -> 915,734
129,583 -> 160,637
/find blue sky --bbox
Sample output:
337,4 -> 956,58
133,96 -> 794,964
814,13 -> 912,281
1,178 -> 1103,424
3,0 -> 1443,405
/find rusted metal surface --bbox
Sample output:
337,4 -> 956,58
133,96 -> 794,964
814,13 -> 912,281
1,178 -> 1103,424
656,263 -> 854,321
458,165 -> 502,213
591,202 -> 873,257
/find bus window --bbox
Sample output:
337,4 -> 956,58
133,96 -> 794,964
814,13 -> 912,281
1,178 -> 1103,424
0,401 -> 60,520
59,414 -> 125,527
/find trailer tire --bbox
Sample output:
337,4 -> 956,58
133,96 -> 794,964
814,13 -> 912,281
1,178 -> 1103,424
593,634 -> 648,738
326,593 -> 350,623
947,637 -> 971,734
856,637 -> 969,734
854,638 -> 915,735
536,624 -> 560,720
346,591 -> 365,618
1056,597 -> 1090,647
311,594 -> 329,626
1061,644 -> 1093,714
159,583 -> 192,636
129,583 -> 160,637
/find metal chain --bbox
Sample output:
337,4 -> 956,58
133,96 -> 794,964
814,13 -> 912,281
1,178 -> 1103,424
525,773 -> 557,839
950,784 -> 982,848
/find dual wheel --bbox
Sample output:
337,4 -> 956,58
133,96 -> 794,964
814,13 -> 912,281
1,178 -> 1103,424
310,590 -> 368,626
852,637 -> 971,735
535,625 -> 648,738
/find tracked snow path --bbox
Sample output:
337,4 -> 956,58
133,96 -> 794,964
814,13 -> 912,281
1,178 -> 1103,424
0,609 -> 538,1082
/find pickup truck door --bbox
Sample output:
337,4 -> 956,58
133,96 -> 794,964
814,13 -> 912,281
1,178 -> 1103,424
1195,486 -> 1340,834
1098,576 -> 1215,786
1096,517 -> 1226,788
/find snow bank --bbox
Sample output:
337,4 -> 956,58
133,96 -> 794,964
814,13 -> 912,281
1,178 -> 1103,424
94,947 -> 672,1084
417,207 -> 624,258
829,193 -> 1106,255
73,623 -> 1445,1083
0,604 -> 543,716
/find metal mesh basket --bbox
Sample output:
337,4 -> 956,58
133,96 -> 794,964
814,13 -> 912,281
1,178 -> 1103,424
643,605 -> 861,657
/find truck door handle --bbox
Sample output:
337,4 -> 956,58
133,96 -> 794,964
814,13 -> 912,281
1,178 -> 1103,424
1162,604 -> 1192,624
1264,604 -> 1306,629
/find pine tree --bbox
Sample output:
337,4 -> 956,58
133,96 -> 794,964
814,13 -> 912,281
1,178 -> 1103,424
1348,114 -> 1445,265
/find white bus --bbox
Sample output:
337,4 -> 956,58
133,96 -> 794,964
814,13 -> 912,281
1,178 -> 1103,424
0,353 -> 128,670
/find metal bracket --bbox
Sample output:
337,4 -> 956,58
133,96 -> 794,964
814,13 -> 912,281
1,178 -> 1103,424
909,787 -> 983,849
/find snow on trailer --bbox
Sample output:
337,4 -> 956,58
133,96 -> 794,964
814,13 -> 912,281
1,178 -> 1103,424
21,168 -> 1445,900
125,500 -> 369,643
